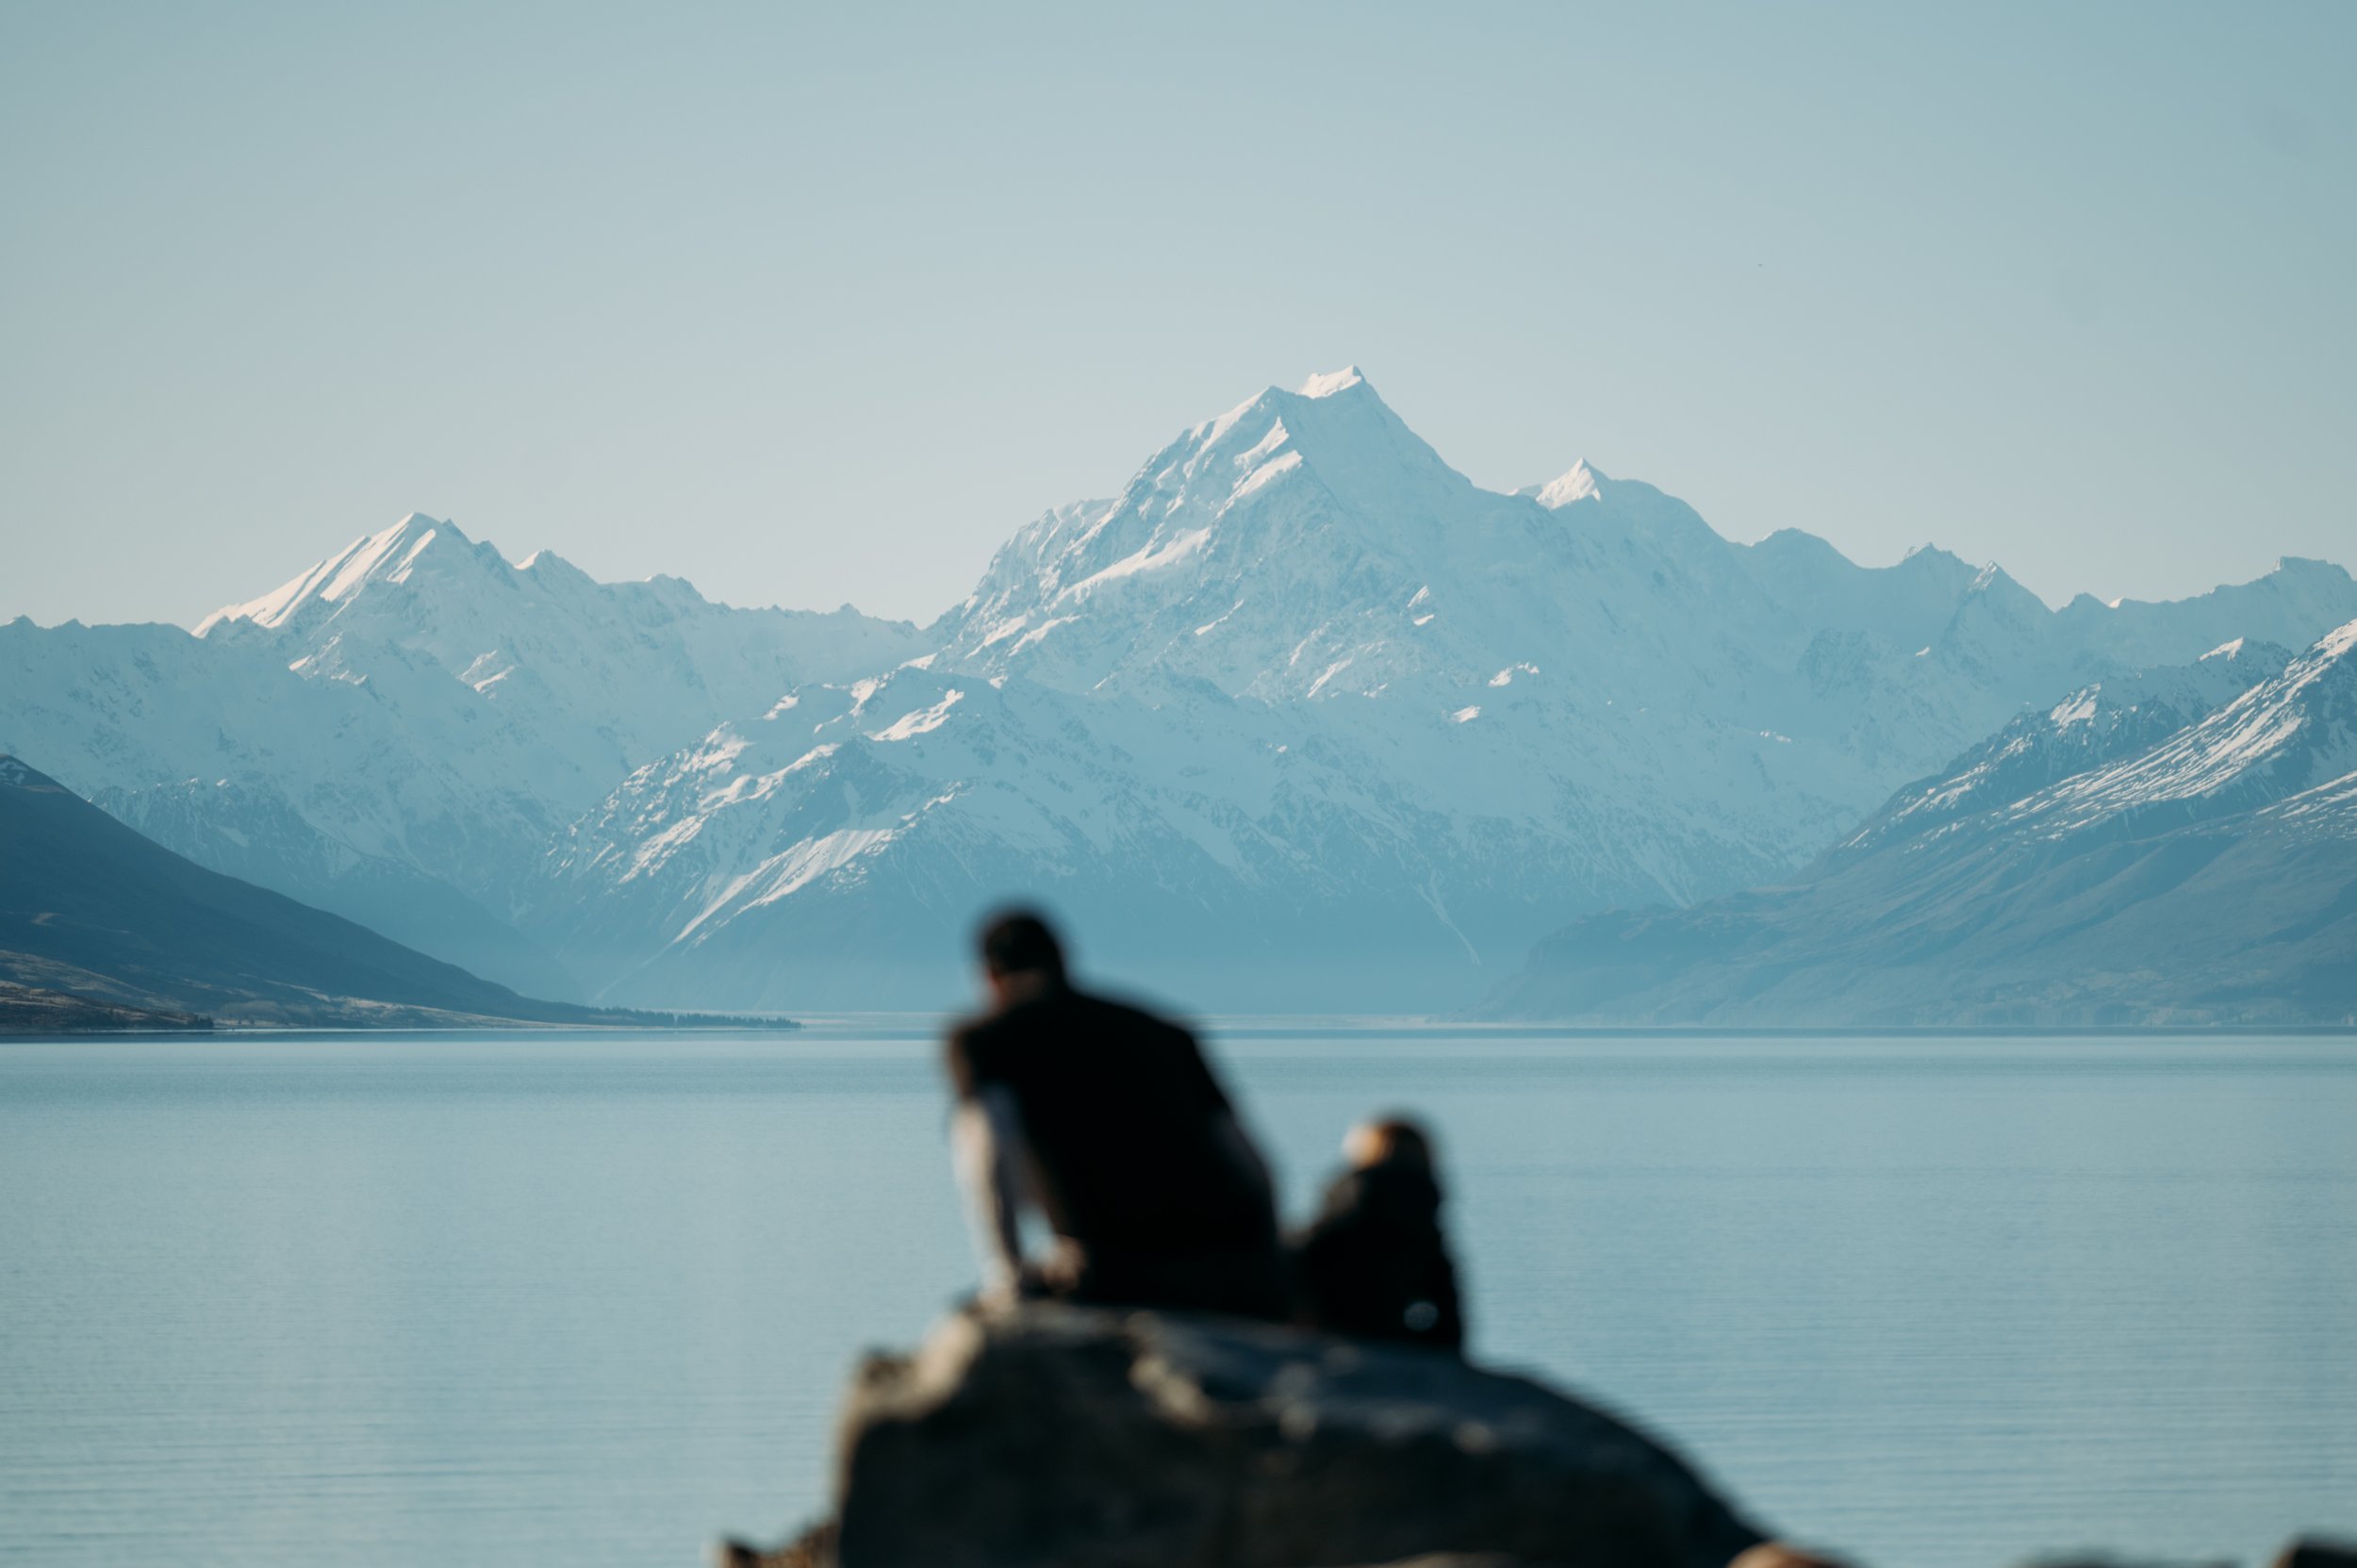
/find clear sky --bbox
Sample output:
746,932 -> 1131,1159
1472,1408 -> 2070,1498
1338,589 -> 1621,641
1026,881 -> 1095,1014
4,2 -> 2350,630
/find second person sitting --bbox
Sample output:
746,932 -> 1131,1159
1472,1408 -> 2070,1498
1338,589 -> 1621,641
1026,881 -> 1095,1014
1293,1114 -> 1465,1352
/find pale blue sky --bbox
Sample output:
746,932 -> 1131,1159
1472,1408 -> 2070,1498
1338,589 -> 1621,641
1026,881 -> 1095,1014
3,2 -> 2350,629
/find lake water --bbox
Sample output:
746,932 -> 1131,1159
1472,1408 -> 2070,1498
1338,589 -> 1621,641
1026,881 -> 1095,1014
2,1027 -> 2352,1568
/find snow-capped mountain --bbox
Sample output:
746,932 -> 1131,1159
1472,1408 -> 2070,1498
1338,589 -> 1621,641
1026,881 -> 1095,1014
545,370 -> 2357,1009
197,513 -> 923,841
6,369 -> 2355,1013
1484,619 -> 2357,1024
0,520 -> 918,996
2023,618 -> 2357,834
1830,635 -> 2295,860
531,661 -> 1727,1012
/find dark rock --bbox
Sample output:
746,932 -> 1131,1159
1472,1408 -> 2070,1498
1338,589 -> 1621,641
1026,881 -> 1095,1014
2275,1542 -> 2357,1568
716,1521 -> 833,1568
2015,1558 -> 2233,1568
1726,1549 -> 1851,1568
817,1304 -> 1767,1568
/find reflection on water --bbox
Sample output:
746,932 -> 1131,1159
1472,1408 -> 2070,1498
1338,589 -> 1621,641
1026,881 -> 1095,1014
2,1028 -> 2352,1567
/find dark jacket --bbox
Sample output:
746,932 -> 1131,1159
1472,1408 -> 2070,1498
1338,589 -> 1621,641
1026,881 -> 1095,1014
1293,1157 -> 1465,1351
948,982 -> 1286,1319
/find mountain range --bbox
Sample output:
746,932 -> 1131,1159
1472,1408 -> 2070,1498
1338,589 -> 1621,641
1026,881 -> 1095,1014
5,368 -> 2353,1015
1483,623 -> 2357,1024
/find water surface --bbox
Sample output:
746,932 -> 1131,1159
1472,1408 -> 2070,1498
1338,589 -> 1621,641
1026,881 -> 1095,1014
3,1028 -> 2352,1566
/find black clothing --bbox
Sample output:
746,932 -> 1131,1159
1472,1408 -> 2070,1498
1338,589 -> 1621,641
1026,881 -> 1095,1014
1293,1157 -> 1466,1351
948,982 -> 1286,1319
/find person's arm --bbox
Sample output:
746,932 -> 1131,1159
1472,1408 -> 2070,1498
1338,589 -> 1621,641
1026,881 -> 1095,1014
951,1084 -> 1031,1305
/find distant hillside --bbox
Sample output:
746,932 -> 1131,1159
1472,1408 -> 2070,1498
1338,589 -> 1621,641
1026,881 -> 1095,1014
0,755 -> 669,1029
0,982 -> 208,1033
1482,623 -> 2357,1027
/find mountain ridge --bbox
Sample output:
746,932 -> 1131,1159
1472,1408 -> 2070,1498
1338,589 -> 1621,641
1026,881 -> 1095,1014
1481,619 -> 2357,1025
7,369 -> 2355,1013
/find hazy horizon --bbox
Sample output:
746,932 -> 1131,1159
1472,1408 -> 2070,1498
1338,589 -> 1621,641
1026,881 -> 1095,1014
6,4 -> 2354,630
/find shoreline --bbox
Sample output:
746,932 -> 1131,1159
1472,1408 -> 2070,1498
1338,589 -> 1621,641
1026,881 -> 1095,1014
9,1016 -> 2353,1044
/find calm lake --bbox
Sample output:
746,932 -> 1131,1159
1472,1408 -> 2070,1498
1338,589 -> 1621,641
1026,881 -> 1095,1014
2,1027 -> 2352,1567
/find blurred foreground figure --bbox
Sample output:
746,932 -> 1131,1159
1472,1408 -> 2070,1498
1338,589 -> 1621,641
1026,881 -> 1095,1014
1294,1115 -> 1466,1351
945,909 -> 1288,1318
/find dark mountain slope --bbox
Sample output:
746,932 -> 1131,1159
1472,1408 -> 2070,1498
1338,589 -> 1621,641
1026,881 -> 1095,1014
1,754 -> 630,1028
0,981 -> 208,1032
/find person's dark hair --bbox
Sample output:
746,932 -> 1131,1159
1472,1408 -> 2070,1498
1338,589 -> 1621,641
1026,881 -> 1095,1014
1360,1115 -> 1434,1169
978,908 -> 1066,982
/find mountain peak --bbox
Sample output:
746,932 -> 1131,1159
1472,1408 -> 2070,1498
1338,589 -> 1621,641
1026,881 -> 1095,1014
198,513 -> 475,635
1296,366 -> 1368,400
1525,461 -> 1602,510
1173,367 -> 1464,517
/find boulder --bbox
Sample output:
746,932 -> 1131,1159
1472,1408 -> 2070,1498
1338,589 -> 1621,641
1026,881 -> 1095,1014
805,1304 -> 1769,1568
2275,1545 -> 2357,1568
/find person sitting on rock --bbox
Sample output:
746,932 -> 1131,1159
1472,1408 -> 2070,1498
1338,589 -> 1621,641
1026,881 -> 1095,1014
1292,1114 -> 1466,1352
945,908 -> 1290,1320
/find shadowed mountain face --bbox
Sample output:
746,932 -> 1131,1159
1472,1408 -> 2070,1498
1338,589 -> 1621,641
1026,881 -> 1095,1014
0,756 -> 615,1028
6,370 -> 2356,1013
1483,622 -> 2357,1026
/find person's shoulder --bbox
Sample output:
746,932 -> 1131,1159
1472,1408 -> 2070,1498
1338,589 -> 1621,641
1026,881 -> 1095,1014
1316,1166 -> 1373,1219
946,1007 -> 996,1052
946,1005 -> 1002,1048
947,990 -> 1072,1068
1296,1168 -> 1371,1251
1071,987 -> 1197,1044
945,1008 -> 1017,1092
1346,1159 -> 1444,1230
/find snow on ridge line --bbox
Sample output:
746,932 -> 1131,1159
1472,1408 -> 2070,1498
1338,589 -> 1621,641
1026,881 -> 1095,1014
1231,452 -> 1302,502
1531,463 -> 1599,510
672,825 -> 900,943
1187,365 -> 1369,449
2024,618 -> 2357,827
1298,366 -> 1366,399
2049,690 -> 2098,730
869,688 -> 965,741
1058,527 -> 1212,602
196,510 -> 782,639
198,513 -> 453,634
1009,617 -> 1076,654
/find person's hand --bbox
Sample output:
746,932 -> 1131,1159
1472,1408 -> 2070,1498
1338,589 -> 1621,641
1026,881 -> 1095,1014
1728,1543 -> 1849,1568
